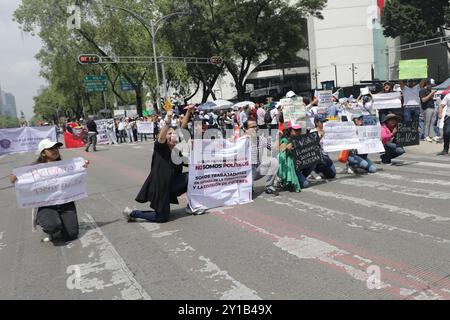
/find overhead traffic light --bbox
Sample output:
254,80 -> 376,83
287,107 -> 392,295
78,54 -> 100,65
210,56 -> 223,66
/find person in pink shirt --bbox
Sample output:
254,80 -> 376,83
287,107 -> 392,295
380,113 -> 405,164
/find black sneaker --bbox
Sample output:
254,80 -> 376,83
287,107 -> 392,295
437,150 -> 449,156
265,187 -> 279,196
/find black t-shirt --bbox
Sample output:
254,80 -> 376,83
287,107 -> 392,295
419,88 -> 434,110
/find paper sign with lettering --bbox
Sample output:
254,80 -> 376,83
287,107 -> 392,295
13,157 -> 88,208
188,138 -> 252,211
322,122 -> 362,152
357,125 -> 385,154
137,121 -> 154,134
372,92 -> 402,110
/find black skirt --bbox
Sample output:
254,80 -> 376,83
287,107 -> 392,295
135,141 -> 183,213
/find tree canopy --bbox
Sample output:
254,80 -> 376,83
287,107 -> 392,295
381,0 -> 450,52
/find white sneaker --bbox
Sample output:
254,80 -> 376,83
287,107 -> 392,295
41,234 -> 52,242
425,137 -> 433,142
309,172 -> 322,181
347,167 -> 355,174
122,207 -> 136,222
432,136 -> 441,142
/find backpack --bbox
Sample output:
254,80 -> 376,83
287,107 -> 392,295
264,110 -> 272,124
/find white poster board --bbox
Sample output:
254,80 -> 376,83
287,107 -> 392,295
322,121 -> 362,152
188,138 -> 252,211
137,121 -> 154,134
0,126 -> 57,155
94,119 -> 113,145
372,92 -> 402,110
12,157 -> 88,208
357,125 -> 385,154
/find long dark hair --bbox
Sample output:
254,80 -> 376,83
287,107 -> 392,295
34,149 -> 62,164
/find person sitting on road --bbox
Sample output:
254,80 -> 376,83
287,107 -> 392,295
277,121 -> 302,192
123,110 -> 189,222
310,115 -> 337,181
243,120 -> 279,196
380,113 -> 405,164
347,114 -> 377,174
10,139 -> 90,244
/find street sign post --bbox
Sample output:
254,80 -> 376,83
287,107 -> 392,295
84,75 -> 108,93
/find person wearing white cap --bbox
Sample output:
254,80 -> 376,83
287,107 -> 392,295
9,139 -> 90,243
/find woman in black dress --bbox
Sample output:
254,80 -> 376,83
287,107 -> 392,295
123,110 -> 188,223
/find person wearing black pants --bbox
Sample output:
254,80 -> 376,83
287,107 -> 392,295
437,93 -> 450,156
123,110 -> 189,223
10,139 -> 90,243
37,202 -> 79,240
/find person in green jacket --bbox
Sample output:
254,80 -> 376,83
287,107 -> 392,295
278,121 -> 302,192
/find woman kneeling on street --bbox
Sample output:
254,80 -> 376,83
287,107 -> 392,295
123,110 -> 188,223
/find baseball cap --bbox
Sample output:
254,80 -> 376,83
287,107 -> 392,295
426,78 -> 436,86
37,139 -> 63,155
285,121 -> 301,130
314,114 -> 328,123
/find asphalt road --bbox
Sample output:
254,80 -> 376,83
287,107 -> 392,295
1,140 -> 449,300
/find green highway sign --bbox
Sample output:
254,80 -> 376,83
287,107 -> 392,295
84,75 -> 108,93
84,75 -> 107,81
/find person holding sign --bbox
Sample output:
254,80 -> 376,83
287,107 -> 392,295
10,139 -> 90,243
399,79 -> 425,123
310,115 -> 337,181
380,114 -> 405,164
347,114 -> 377,174
123,110 -> 189,223
277,122 -> 302,193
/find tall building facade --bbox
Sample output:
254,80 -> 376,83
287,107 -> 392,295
0,85 -> 18,118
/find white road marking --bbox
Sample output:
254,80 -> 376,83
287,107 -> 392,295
66,213 -> 151,300
375,173 -> 450,187
139,220 -> 261,300
338,179 -> 450,200
262,195 -> 450,244
224,210 -> 447,299
0,232 -> 5,251
306,188 -> 450,222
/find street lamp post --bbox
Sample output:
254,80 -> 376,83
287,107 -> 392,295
331,63 -> 338,87
105,5 -> 188,113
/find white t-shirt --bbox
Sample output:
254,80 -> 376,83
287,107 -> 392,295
441,94 -> 450,116
270,108 -> 278,125
402,85 -> 421,107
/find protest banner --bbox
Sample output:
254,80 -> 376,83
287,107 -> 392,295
114,110 -> 125,118
396,121 -> 420,147
279,97 -> 307,125
372,92 -> 402,110
188,138 -> 252,211
399,59 -> 428,80
137,121 -> 154,134
12,157 -> 88,209
322,121 -> 362,152
291,132 -> 322,171
0,126 -> 57,155
94,119 -> 113,145
356,125 -> 385,154
317,90 -> 334,114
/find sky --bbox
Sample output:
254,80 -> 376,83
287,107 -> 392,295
0,0 -> 46,120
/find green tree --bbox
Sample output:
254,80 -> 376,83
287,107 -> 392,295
381,0 -> 450,53
166,0 -> 327,100
0,116 -> 20,128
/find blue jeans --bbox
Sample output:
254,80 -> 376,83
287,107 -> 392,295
315,154 -> 336,179
297,167 -> 314,189
403,106 -> 420,122
381,142 -> 405,164
348,153 -> 376,173
131,172 -> 188,223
